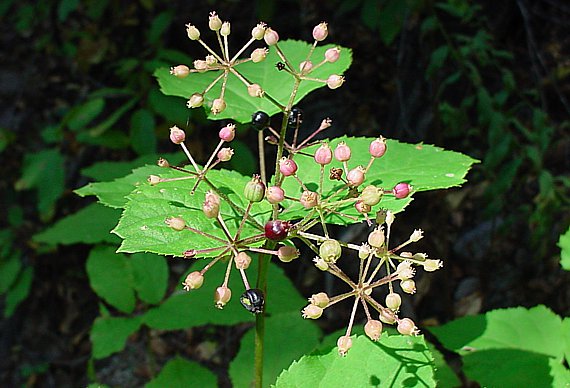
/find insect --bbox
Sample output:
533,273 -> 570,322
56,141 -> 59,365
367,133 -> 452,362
240,288 -> 265,314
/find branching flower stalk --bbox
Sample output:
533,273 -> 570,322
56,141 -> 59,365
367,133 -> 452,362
149,11 -> 445,387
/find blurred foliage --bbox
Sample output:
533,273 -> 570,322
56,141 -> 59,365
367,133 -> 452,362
1,0 -> 568,386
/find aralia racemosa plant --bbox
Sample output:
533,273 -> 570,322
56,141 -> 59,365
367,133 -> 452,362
107,11 -> 476,387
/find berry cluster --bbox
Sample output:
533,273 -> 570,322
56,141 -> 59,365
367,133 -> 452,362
148,12 -> 443,356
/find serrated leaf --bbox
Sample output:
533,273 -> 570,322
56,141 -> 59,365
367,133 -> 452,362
275,335 -> 436,387
4,266 -> 33,317
280,137 -> 478,225
75,164 -> 167,208
558,227 -> 570,270
562,318 -> 570,368
229,311 -> 321,388
86,246 -> 136,313
429,305 -> 565,359
90,316 -> 142,359
550,357 -> 570,387
130,253 -> 168,305
426,341 -> 461,388
33,203 -> 121,245
155,40 -> 352,123
145,356 -> 217,388
113,168 -> 270,257
143,260 -> 305,330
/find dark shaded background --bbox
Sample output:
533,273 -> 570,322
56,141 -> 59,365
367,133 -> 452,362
1,0 -> 568,386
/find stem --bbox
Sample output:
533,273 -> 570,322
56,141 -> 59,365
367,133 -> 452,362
254,241 -> 274,388
258,131 -> 267,184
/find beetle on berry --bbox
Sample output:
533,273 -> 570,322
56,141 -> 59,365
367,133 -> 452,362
240,288 -> 265,314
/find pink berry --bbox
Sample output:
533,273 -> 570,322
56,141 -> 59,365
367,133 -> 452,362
169,126 -> 186,144
324,47 -> 340,63
251,47 -> 268,63
337,335 -> 352,356
279,158 -> 298,176
299,60 -> 313,72
182,271 -> 204,291
300,190 -> 318,209
326,74 -> 344,89
218,123 -> 236,142
170,65 -> 190,78
264,28 -> 279,45
266,186 -> 285,204
334,142 -> 351,162
214,286 -> 231,309
355,200 -> 371,214
364,319 -> 383,341
369,137 -> 387,158
346,166 -> 365,186
397,318 -> 420,336
312,22 -> 328,41
314,143 -> 332,165
393,182 -> 412,199
211,98 -> 226,114
217,147 -> 234,162
187,93 -> 204,108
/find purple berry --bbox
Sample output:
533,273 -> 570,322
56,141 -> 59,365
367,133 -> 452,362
264,220 -> 290,241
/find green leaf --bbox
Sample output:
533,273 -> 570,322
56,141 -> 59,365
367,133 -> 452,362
228,140 -> 256,177
130,109 -> 157,155
550,357 -> 570,387
75,165 -> 167,208
145,356 -> 217,388
281,137 -> 478,224
430,306 -> 567,387
562,317 -> 570,367
461,349 -> 556,387
558,227 -> 570,270
378,0 -> 410,45
130,253 -> 168,305
275,334 -> 436,387
86,246 -> 136,313
33,203 -> 121,245
15,149 -> 65,217
66,98 -> 105,131
148,87 -> 190,127
80,153 -> 186,181
90,316 -> 142,359
57,0 -> 79,22
113,168 -> 270,257
430,306 -> 565,358
4,266 -> 33,317
155,40 -> 352,123
0,252 -> 22,294
427,45 -> 449,77
143,260 -> 305,330
229,311 -> 321,388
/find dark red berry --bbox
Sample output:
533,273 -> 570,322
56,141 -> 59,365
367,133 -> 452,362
252,111 -> 270,131
276,62 -> 286,71
287,107 -> 303,128
264,220 -> 290,241
240,288 -> 265,314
